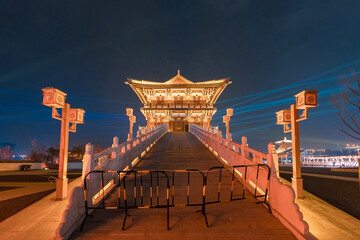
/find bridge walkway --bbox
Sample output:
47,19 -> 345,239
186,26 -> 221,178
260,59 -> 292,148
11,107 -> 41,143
71,132 -> 295,240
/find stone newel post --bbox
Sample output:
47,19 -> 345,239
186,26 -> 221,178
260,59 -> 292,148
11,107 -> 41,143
82,143 -> 94,180
111,136 -> 119,159
241,136 -> 248,160
267,142 -> 279,177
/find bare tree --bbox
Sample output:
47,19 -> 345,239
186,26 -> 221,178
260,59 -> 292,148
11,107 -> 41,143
0,145 -> 13,159
334,73 -> 360,140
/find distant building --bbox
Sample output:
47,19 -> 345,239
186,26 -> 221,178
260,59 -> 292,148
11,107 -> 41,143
304,148 -> 326,155
345,144 -> 360,151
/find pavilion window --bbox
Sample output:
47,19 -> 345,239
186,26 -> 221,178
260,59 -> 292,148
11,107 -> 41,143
157,100 -> 164,106
175,100 -> 183,107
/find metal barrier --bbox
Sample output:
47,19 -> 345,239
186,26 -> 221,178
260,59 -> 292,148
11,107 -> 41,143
80,164 -> 270,231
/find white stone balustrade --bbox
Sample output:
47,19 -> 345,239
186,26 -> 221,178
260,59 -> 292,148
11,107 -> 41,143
55,124 -> 168,239
189,124 -> 311,240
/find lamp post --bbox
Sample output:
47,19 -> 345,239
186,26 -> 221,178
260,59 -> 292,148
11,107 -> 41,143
276,90 -> 318,199
42,88 -> 85,200
223,108 -> 233,140
126,108 -> 136,141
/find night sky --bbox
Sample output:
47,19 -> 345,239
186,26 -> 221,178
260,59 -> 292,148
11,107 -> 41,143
1,1 -> 360,153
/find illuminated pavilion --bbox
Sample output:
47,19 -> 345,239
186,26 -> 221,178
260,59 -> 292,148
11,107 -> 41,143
126,71 -> 231,132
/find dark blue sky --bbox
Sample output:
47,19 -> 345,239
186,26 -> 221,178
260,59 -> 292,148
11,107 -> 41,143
1,1 -> 360,152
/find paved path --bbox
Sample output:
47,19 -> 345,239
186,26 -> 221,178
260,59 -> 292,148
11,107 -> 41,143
280,171 -> 359,182
0,182 -> 55,201
279,178 -> 360,240
71,132 -> 295,240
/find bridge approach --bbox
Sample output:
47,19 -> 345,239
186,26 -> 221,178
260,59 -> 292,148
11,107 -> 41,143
71,132 -> 296,240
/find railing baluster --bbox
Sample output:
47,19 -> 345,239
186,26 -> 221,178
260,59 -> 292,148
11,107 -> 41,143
134,172 -> 137,207
156,172 -> 159,206
102,172 -> 105,209
218,168 -> 222,201
254,165 -> 260,197
140,172 -> 143,206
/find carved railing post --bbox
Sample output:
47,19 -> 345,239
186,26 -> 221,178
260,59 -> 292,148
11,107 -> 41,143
268,142 -> 279,178
241,136 -> 248,161
82,143 -> 94,180
111,136 -> 119,160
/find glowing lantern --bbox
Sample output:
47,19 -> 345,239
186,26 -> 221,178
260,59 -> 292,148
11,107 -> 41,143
126,108 -> 133,116
223,115 -> 230,123
69,108 -> 85,124
295,90 -> 318,109
276,109 -> 291,125
42,88 -> 66,108
226,108 -> 233,116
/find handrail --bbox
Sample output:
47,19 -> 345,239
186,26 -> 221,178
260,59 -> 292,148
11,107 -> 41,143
189,123 -> 311,239
81,124 -> 168,178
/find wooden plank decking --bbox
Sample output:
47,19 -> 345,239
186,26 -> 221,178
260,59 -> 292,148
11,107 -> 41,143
70,133 -> 296,240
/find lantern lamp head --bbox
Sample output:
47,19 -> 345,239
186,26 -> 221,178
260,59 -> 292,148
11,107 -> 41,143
223,115 -> 230,123
295,90 -> 318,109
42,88 -> 67,108
226,108 -> 234,117
126,108 -> 133,116
276,109 -> 291,125
69,108 -> 85,124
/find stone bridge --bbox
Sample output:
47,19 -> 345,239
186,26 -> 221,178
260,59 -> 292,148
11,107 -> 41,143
54,124 -> 312,240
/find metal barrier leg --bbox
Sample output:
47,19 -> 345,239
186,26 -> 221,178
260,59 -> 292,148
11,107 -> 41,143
218,168 -> 222,202
202,176 -> 209,227
140,172 -> 143,206
254,165 -> 272,213
230,167 -> 235,200
172,171 -> 175,205
254,165 -> 259,197
150,172 -> 153,207
118,172 -> 121,208
166,180 -> 170,230
134,172 -> 137,207
80,179 -> 89,232
122,175 -> 129,230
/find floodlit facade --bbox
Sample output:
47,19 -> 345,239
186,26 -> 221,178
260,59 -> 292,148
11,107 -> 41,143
126,71 -> 231,132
